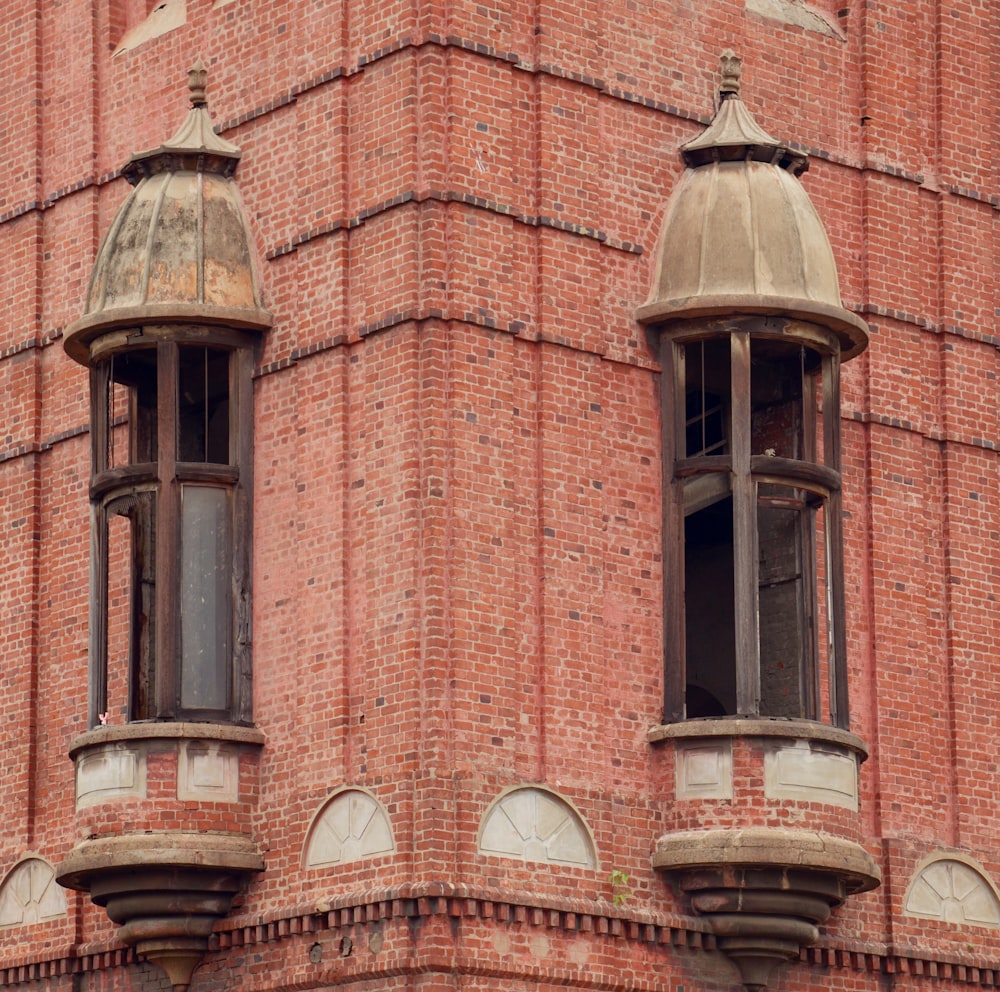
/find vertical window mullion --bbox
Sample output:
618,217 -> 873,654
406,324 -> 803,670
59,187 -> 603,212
730,331 -> 759,716
823,352 -> 848,727
89,362 -> 110,728
155,340 -> 179,719
801,350 -> 817,464
663,336 -> 686,722
232,344 -> 253,723
89,502 -> 109,728
203,348 -> 210,462
92,363 -> 110,474
800,499 -> 819,720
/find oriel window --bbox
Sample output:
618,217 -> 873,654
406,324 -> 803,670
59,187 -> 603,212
89,330 -> 255,726
662,318 -> 849,728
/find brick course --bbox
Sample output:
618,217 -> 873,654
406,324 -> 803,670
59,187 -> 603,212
1,0 -> 999,989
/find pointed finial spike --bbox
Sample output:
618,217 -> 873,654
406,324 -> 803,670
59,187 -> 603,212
719,50 -> 741,99
188,59 -> 208,107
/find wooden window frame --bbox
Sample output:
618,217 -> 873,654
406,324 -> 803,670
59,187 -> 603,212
661,319 -> 848,728
88,326 -> 255,727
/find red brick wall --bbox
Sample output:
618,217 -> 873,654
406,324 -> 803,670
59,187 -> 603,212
2,0 -> 999,989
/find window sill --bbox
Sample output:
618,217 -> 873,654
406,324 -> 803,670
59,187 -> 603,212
646,715 -> 867,761
69,720 -> 264,760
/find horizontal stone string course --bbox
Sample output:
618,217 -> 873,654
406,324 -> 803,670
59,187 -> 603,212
265,189 -> 643,261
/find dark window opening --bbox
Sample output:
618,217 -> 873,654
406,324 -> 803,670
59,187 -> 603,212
750,340 -> 807,460
757,490 -> 810,718
685,495 -> 736,716
178,346 -> 230,463
666,326 -> 847,728
683,339 -> 730,458
103,491 -> 157,720
100,349 -> 158,470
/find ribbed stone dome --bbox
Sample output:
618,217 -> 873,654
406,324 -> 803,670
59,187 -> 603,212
636,53 -> 867,359
65,62 -> 272,365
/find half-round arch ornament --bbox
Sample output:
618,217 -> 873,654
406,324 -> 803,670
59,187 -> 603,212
304,788 -> 396,868
904,854 -> 1000,928
477,786 -> 597,868
0,857 -> 67,928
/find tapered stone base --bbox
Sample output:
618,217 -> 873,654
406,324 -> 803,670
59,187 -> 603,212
655,828 -> 880,991
57,832 -> 263,991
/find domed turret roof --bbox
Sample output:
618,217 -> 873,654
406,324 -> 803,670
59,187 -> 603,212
65,62 -> 272,365
636,52 -> 867,359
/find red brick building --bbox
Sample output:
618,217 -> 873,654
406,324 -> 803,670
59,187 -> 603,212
1,1 -> 998,991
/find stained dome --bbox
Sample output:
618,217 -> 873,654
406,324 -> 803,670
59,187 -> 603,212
636,52 -> 868,359
64,61 -> 271,365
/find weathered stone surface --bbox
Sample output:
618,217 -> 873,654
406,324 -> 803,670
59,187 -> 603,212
304,788 -> 395,868
676,740 -> 733,800
654,827 -> 880,888
763,739 -> 859,811
57,832 -> 263,990
905,855 -> 1000,928
0,859 -> 66,928
479,787 -> 597,868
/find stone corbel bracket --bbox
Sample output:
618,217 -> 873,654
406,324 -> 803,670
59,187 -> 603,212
57,832 -> 263,991
654,827 -> 879,991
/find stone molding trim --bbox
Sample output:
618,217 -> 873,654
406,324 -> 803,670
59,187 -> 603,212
56,832 -> 264,990
647,716 -> 869,759
68,722 -> 265,811
5,882 -> 1000,988
904,854 -> 1000,928
67,722 -> 266,758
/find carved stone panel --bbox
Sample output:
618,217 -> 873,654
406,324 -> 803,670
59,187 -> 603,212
904,856 -> 1000,928
763,739 -> 858,810
0,859 -> 67,927
478,787 -> 596,868
304,789 -> 395,868
177,741 -> 240,802
676,740 -> 733,800
76,744 -> 146,808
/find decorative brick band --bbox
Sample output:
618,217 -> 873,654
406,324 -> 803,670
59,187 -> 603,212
8,34 -> 998,232
0,337 -> 45,361
0,441 -> 46,465
265,188 -> 643,262
3,883 -> 999,987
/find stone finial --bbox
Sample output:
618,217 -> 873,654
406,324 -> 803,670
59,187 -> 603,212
719,50 -> 741,99
188,59 -> 208,107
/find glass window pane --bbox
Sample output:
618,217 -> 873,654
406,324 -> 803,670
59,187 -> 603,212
682,339 -> 730,457
178,347 -> 230,463
104,490 -> 156,720
757,486 -> 816,718
105,509 -> 131,721
102,350 -> 157,467
180,485 -> 232,711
